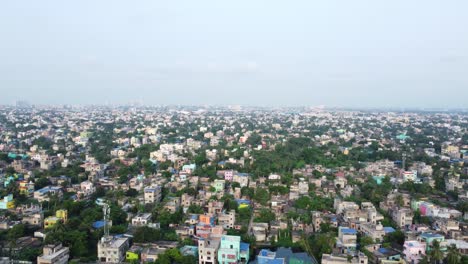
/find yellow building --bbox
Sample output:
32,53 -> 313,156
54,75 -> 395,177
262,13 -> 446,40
126,245 -> 142,262
19,181 -> 35,196
44,209 -> 68,229
55,209 -> 68,222
0,194 -> 15,209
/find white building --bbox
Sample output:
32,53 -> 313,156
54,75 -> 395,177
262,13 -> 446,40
37,244 -> 69,264
198,236 -> 221,264
97,237 -> 130,263
131,213 -> 152,227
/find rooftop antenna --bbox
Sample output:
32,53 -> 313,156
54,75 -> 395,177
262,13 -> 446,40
102,203 -> 111,242
402,152 -> 407,172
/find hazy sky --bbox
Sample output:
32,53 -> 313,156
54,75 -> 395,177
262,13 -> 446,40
1,1 -> 467,108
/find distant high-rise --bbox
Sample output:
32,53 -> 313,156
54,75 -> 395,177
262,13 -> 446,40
15,100 -> 31,108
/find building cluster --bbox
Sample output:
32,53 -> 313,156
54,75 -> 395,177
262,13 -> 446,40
0,106 -> 467,263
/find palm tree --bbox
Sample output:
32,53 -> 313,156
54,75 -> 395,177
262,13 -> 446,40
51,220 -> 67,233
430,240 -> 444,264
445,244 -> 460,264
419,255 -> 430,264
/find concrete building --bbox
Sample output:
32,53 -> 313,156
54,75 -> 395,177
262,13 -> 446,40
403,240 -> 426,264
336,227 -> 357,254
392,208 -> 413,228
257,248 -> 317,264
217,235 -> 249,264
218,210 -> 236,229
144,185 -> 162,204
322,253 -> 367,264
212,180 -> 225,193
34,186 -> 62,202
44,210 -> 68,229
0,195 -> 14,209
198,236 -> 221,264
131,213 -> 152,227
22,212 -> 44,227
37,244 -> 69,264
359,222 -> 386,242
97,237 -> 130,263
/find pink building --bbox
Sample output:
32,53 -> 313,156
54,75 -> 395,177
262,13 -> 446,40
224,170 -> 234,181
403,240 -> 426,264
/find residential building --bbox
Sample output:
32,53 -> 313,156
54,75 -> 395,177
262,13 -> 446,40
322,253 -> 367,264
418,233 -> 446,252
198,236 -> 221,264
218,210 -> 236,229
37,244 -> 69,264
336,227 -> 357,254
212,180 -> 225,192
144,185 -> 162,204
257,248 -> 317,264
217,235 -> 249,264
403,240 -> 426,264
44,210 -> 68,229
22,212 -> 44,227
34,186 -> 62,202
0,195 -> 14,209
97,236 -> 130,263
131,213 -> 152,227
392,208 -> 413,228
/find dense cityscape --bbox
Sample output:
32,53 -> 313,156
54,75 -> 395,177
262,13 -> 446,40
0,104 -> 466,264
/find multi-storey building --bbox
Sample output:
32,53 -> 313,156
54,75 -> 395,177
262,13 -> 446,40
217,235 -> 250,264
97,237 -> 130,263
198,236 -> 221,264
144,185 -> 161,204
37,244 -> 69,264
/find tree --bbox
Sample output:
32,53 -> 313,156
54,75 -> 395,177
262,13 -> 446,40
445,244 -> 461,264
241,187 -> 255,199
7,224 -> 25,242
384,230 -> 405,246
125,188 -> 139,197
246,133 -> 262,146
187,205 -> 204,214
254,209 -> 276,223
359,236 -> 374,248
238,207 -> 252,221
133,226 -> 162,243
430,240 -> 444,264
419,255 -> 430,264
253,188 -> 270,206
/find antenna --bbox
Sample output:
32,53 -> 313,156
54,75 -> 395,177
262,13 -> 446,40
402,152 -> 407,172
103,203 -> 111,240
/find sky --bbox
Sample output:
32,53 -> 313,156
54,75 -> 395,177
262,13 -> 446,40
0,1 -> 467,108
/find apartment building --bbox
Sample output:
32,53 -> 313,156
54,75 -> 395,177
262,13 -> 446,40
37,244 -> 69,264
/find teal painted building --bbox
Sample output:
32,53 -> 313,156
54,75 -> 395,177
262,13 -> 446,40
419,233 -> 446,252
217,235 -> 249,264
372,175 -> 385,185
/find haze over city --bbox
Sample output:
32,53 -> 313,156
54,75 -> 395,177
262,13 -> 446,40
1,2 -> 468,264
1,0 -> 468,108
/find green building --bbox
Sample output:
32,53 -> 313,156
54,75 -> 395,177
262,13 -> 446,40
126,246 -> 142,262
419,233 -> 446,252
212,179 -> 225,192
217,235 -> 249,264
